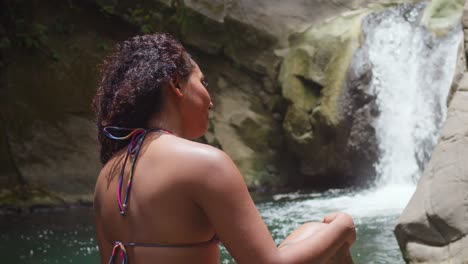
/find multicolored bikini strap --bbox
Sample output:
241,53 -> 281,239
103,126 -> 172,215
108,241 -> 128,264
107,235 -> 220,263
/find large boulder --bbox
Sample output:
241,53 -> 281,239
394,73 -> 468,263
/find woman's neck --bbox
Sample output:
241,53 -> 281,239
147,112 -> 184,138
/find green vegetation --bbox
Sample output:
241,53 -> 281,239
0,1 -> 80,62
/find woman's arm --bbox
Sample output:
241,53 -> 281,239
185,146 -> 356,264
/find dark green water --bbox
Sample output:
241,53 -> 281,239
0,191 -> 404,264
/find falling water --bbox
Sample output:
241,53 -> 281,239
369,4 -> 462,188
350,3 -> 463,216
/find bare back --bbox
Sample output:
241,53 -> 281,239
94,133 -> 220,264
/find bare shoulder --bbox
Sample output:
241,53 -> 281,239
151,134 -> 228,159
145,134 -> 236,180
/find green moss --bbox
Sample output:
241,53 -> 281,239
176,6 -> 225,53
3,0 -> 135,137
422,0 -> 464,35
201,2 -> 224,17
235,156 -> 282,189
282,105 -> 314,144
94,0 -> 179,35
0,186 -> 64,208
97,1 -> 116,15
280,8 -> 375,130
125,6 -> 162,33
234,116 -> 271,150
223,17 -> 278,74
279,48 -> 320,111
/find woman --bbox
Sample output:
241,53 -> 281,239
93,33 -> 356,264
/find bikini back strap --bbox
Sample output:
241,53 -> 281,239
103,126 -> 165,215
120,234 -> 220,248
107,235 -> 219,263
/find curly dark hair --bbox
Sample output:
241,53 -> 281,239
93,33 -> 194,164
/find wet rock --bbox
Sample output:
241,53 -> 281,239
395,74 -> 468,263
278,7 -> 378,186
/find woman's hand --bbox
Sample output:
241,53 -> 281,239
326,242 -> 354,264
322,212 -> 356,246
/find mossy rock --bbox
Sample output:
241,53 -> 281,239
281,9 -> 371,125
422,0 -> 465,36
282,105 -> 314,146
278,3 -> 409,185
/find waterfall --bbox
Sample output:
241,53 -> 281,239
332,3 -> 463,216
366,4 -> 462,188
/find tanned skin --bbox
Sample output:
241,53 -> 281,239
94,63 -> 356,264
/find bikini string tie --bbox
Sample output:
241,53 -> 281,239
108,241 -> 128,264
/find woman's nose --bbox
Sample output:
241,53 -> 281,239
208,102 -> 214,110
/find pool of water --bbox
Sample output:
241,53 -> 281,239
0,190 -> 405,264
0,207 -> 98,264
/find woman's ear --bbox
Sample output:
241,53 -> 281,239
169,78 -> 184,98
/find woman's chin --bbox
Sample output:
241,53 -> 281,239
186,126 -> 208,140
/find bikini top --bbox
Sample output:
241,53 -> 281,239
103,127 -> 220,264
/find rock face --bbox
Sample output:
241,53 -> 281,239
279,7 -> 382,186
0,0 -> 382,205
394,73 -> 468,264
0,0 -> 135,206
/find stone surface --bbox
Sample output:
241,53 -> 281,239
279,5 -> 392,184
394,74 -> 468,263
464,0 -> 468,65
0,0 -> 135,205
448,37 -> 467,103
191,51 -> 288,188
182,0 -> 379,46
